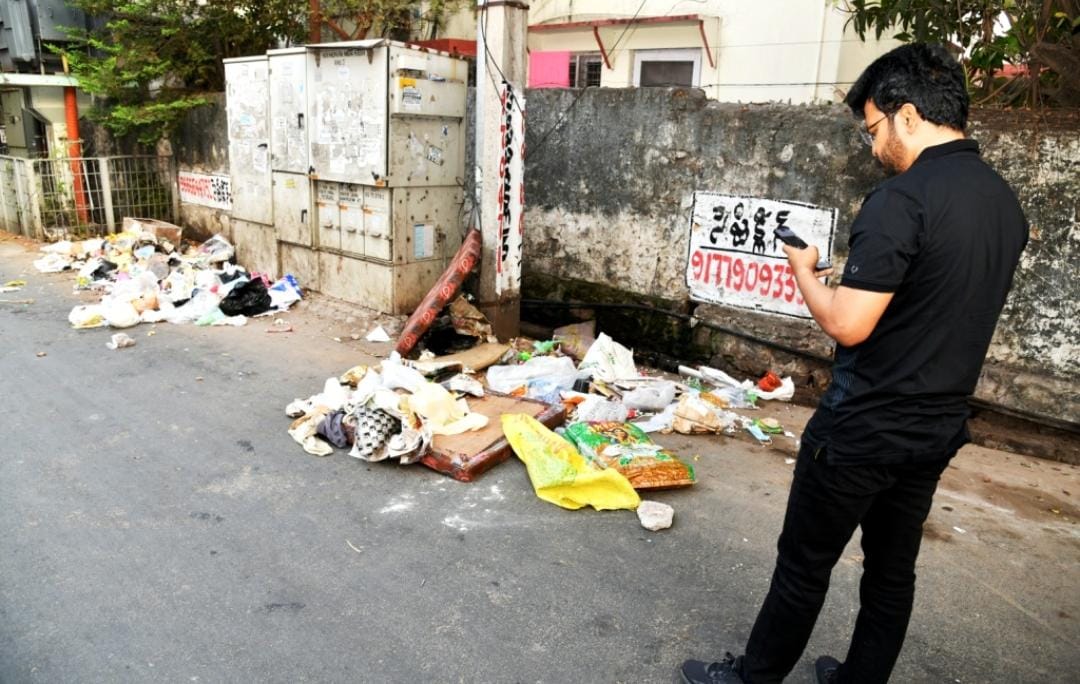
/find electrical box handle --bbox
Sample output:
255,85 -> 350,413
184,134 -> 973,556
300,209 -> 308,223
297,113 -> 304,130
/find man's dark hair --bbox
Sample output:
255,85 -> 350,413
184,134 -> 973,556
845,43 -> 969,130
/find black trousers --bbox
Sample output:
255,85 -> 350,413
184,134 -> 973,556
739,443 -> 951,683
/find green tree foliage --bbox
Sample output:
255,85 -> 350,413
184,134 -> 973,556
842,1 -> 1080,107
56,0 -> 308,144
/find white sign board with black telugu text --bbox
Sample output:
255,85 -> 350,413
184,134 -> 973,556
687,192 -> 837,318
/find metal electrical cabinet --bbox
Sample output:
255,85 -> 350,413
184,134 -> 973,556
224,56 -> 272,226
225,40 -> 468,315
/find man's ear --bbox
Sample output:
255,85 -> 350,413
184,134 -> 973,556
898,102 -> 921,133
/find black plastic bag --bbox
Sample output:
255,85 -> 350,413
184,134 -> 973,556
219,279 -> 272,317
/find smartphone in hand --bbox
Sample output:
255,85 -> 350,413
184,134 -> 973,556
775,226 -> 831,271
773,226 -> 808,249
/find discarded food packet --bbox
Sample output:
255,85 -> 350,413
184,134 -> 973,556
502,414 -> 640,512
563,421 -> 695,490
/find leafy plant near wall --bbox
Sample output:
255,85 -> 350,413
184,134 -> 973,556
841,0 -> 1080,107
53,0 -> 309,145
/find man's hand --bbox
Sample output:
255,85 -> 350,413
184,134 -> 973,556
783,244 -> 835,279
782,243 -> 819,274
782,243 -> 891,346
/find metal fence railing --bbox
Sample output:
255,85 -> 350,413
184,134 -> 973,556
0,155 -> 178,239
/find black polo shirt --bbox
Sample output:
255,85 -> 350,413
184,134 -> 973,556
804,139 -> 1028,465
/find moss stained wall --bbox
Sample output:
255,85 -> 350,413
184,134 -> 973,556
521,88 -> 1079,426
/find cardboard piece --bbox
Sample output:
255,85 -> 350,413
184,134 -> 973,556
429,342 -> 510,372
421,391 -> 566,482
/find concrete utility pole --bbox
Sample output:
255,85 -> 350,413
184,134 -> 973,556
474,1 -> 529,341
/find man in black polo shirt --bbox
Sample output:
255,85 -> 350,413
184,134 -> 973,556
680,44 -> 1027,684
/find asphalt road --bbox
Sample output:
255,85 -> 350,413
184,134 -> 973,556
2,236 -> 1078,683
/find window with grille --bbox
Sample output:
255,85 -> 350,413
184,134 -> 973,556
568,53 -> 603,88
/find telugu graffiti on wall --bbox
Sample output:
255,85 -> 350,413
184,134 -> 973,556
495,82 -> 525,295
178,171 -> 232,210
687,192 -> 837,318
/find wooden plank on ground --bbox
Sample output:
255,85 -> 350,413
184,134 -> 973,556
421,391 -> 566,482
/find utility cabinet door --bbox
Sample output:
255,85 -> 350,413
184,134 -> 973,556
273,172 -> 311,246
339,182 -> 365,256
269,51 -> 309,173
363,187 -> 392,262
308,46 -> 388,184
316,181 -> 341,251
387,118 -> 464,187
225,58 -> 272,225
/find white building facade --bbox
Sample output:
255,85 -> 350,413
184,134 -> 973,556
439,0 -> 899,104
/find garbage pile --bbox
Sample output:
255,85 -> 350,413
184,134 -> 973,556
287,313 -> 800,527
34,219 -> 302,330
285,352 -> 491,462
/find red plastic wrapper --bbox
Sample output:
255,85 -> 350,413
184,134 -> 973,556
758,371 -> 783,392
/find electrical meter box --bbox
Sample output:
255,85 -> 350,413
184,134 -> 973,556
224,55 -> 272,226
306,40 -> 467,186
268,47 -> 310,174
224,40 -> 468,315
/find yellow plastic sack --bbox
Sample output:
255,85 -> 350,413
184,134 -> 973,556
502,414 -> 640,511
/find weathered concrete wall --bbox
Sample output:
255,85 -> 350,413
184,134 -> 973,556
172,92 -> 231,243
521,88 -> 1080,427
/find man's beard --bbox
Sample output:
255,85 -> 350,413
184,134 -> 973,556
876,128 -> 907,176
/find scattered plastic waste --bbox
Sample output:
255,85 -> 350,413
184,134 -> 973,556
579,333 -> 639,382
622,380 -> 677,412
754,418 -> 784,434
268,274 -> 302,310
502,413 -> 640,511
564,421 -> 695,489
486,355 -> 577,395
38,229 -> 302,334
552,320 -> 596,361
443,373 -> 485,397
744,421 -> 773,445
758,371 -> 783,392
673,394 -> 738,434
632,402 -> 678,433
574,394 -> 630,423
68,305 -> 106,329
1,279 -> 26,292
407,382 -> 488,436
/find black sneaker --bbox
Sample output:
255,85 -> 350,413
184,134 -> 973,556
814,655 -> 841,683
679,652 -> 745,684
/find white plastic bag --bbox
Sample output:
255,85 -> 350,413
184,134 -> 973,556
103,299 -> 140,328
752,376 -> 795,402
268,274 -> 302,310
574,394 -> 630,423
380,352 -> 427,393
622,381 -> 677,411
486,355 -> 577,394
579,333 -> 638,382
68,305 -> 106,329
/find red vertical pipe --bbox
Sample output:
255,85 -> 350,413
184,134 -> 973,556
63,86 -> 90,225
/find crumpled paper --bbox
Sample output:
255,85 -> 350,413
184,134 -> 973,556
407,382 -> 488,436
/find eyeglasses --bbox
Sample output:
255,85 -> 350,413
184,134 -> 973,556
858,114 -> 889,146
